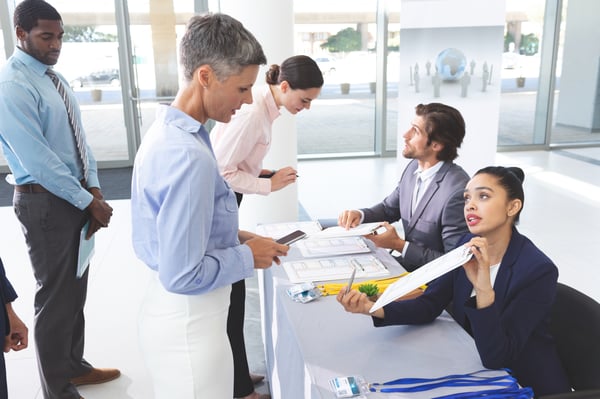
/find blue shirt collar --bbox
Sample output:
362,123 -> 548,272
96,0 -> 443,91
13,47 -> 52,77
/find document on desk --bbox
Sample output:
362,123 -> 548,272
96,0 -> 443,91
295,236 -> 371,258
256,220 -> 323,240
370,245 -> 473,313
283,254 -> 390,283
309,222 -> 383,239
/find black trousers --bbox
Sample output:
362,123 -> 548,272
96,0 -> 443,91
227,279 -> 253,397
14,191 -> 92,399
228,191 -> 253,397
0,349 -> 6,399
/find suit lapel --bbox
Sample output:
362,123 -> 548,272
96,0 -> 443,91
490,229 -> 522,308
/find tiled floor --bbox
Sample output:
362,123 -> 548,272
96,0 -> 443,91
1,148 -> 600,398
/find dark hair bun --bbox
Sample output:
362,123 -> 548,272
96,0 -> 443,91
507,167 -> 525,183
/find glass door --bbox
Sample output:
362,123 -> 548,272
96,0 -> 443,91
122,0 -> 195,143
294,0 -> 377,156
48,0 -> 130,166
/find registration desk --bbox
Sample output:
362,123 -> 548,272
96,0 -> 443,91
258,242 -> 504,399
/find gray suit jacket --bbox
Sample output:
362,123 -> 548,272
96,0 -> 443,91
361,159 -> 469,271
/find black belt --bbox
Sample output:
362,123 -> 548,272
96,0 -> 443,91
14,184 -> 49,193
14,179 -> 86,194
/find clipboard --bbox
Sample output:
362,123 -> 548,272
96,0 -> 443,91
309,222 -> 383,239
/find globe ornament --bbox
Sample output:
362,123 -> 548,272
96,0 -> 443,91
436,48 -> 467,81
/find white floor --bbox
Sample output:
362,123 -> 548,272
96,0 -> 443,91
2,149 -> 599,398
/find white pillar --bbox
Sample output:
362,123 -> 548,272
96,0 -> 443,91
219,0 -> 298,232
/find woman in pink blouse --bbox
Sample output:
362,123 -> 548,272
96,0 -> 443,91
211,55 -> 323,399
211,55 -> 324,202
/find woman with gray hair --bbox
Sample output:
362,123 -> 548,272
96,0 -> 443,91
131,13 -> 289,398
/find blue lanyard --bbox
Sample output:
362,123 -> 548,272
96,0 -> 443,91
369,369 -> 533,398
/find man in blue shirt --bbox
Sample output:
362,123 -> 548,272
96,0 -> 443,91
0,1 -> 119,398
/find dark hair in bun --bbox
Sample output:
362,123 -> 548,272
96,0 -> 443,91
265,55 -> 323,89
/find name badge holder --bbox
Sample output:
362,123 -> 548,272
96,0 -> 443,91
368,369 -> 534,399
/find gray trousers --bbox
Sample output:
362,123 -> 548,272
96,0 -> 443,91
14,191 -> 93,399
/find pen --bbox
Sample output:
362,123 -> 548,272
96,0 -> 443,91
370,224 -> 386,236
343,267 -> 356,298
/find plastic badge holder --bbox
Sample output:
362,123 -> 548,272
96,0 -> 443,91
286,282 -> 322,303
329,375 -> 369,398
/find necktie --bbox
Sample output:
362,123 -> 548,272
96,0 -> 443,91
46,68 -> 89,181
411,174 -> 422,215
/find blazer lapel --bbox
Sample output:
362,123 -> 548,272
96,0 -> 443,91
491,229 -> 522,308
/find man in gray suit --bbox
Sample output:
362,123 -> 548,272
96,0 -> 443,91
338,103 -> 469,271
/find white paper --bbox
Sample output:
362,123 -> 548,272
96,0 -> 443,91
256,220 -> 323,240
77,221 -> 95,279
370,245 -> 473,313
309,222 -> 383,239
295,236 -> 371,258
283,254 -> 389,283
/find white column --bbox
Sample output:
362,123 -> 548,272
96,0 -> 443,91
219,0 -> 298,232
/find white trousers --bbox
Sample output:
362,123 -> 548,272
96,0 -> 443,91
138,274 -> 233,398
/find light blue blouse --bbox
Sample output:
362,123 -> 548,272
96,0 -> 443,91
131,105 -> 254,295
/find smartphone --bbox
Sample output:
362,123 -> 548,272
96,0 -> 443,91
276,230 -> 306,246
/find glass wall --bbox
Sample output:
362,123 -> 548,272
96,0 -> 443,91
549,0 -> 600,146
499,0 -> 600,148
2,0 -> 598,171
123,1 -> 193,142
498,1 -> 544,146
293,0 -> 399,157
50,1 -> 129,165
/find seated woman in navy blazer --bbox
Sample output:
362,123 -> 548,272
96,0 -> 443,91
337,166 -> 571,397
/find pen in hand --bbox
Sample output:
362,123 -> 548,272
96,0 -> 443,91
343,267 -> 357,298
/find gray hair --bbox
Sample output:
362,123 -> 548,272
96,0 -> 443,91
180,13 -> 266,82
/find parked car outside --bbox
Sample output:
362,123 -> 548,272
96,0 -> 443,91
314,56 -> 337,74
70,68 -> 120,88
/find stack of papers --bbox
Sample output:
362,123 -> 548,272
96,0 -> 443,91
295,236 -> 371,258
370,245 -> 473,313
283,254 -> 389,283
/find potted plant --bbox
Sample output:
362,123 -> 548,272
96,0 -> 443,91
358,283 -> 379,301
90,88 -> 102,102
516,66 -> 525,88
340,82 -> 350,94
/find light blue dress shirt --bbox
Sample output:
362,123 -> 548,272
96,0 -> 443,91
131,105 -> 254,295
0,48 -> 99,210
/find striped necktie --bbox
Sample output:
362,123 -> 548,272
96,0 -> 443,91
46,68 -> 89,181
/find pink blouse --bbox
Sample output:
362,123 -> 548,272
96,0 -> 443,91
210,85 -> 281,195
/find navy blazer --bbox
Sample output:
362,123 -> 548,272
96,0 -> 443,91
0,257 -> 17,336
373,229 -> 570,396
361,159 -> 469,271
